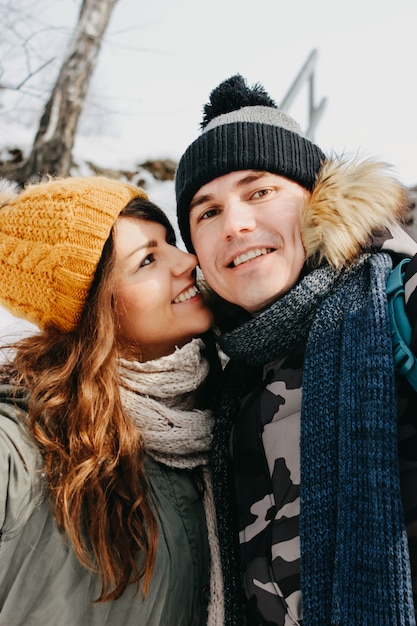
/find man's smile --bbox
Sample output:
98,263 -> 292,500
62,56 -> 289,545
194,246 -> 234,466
229,247 -> 274,268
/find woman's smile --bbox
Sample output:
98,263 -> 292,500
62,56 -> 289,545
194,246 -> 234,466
113,217 -> 213,360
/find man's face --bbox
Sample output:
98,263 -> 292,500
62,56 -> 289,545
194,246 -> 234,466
189,170 -> 309,314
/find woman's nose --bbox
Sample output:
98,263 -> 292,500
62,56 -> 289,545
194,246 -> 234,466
172,247 -> 198,276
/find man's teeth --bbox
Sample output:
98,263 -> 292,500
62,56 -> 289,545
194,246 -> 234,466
173,285 -> 199,303
232,248 -> 270,267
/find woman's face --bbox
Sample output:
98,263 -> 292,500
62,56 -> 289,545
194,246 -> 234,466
113,216 -> 213,361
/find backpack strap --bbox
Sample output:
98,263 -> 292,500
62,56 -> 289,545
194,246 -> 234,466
386,257 -> 417,392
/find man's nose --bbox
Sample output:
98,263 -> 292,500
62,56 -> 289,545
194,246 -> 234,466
222,199 -> 256,239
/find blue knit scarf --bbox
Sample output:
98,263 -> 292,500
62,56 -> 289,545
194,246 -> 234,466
215,252 -> 415,626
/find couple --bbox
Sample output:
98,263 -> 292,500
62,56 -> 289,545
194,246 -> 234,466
0,74 -> 416,626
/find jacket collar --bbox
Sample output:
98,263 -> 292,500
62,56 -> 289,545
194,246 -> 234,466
301,156 -> 409,269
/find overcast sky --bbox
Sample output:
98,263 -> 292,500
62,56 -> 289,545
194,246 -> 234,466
2,0 -> 417,185
83,0 -> 417,186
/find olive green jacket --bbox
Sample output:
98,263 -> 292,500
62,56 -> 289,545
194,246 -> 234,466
0,385 -> 210,626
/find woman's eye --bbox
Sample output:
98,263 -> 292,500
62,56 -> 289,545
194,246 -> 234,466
139,253 -> 154,268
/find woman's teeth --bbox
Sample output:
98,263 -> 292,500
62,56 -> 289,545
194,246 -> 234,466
173,285 -> 199,303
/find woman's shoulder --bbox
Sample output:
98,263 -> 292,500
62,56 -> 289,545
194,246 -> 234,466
0,361 -> 20,386
0,366 -> 31,422
0,371 -> 44,539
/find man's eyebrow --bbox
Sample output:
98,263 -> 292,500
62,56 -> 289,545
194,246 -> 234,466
235,171 -> 268,186
190,194 -> 213,212
189,171 -> 268,213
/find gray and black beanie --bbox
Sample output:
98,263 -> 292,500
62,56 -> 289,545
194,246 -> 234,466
175,74 -> 326,251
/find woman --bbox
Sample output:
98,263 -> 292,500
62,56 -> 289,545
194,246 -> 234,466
0,176 -> 223,625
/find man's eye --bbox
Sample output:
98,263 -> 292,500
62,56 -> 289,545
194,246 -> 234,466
199,208 -> 219,221
139,253 -> 154,268
252,188 -> 271,199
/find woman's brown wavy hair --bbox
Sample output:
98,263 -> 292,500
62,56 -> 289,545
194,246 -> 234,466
9,197 -> 179,602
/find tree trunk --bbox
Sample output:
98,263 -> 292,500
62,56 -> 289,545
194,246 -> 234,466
21,0 -> 118,183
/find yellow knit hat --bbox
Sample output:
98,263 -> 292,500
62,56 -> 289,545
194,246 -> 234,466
0,176 -> 148,332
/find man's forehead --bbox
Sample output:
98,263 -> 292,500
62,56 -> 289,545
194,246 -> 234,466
190,170 -> 271,209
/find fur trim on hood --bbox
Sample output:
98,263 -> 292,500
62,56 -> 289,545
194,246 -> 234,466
301,156 -> 409,269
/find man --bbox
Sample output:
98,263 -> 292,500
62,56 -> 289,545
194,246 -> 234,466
175,74 -> 417,626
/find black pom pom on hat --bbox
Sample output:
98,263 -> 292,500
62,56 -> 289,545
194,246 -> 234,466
201,74 -> 277,129
176,74 -> 326,252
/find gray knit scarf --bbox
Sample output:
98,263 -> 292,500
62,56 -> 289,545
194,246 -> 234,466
118,338 -> 224,626
216,253 -> 415,626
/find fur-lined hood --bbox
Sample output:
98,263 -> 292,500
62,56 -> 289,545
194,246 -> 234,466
301,156 -> 410,269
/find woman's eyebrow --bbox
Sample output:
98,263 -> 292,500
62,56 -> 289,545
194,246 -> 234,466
123,239 -> 157,260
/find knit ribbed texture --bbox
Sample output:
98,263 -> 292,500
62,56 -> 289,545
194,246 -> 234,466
300,252 -> 414,625
118,338 -> 224,626
0,176 -> 147,332
176,113 -> 325,252
211,359 -> 256,626
215,253 -> 415,625
118,338 -> 213,466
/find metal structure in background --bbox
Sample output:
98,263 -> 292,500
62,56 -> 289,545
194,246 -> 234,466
279,48 -> 327,142
279,49 -> 417,237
